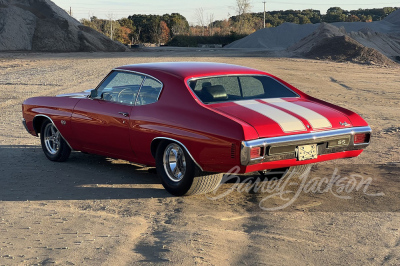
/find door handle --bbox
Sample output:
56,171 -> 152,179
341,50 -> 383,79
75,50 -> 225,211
118,112 -> 129,117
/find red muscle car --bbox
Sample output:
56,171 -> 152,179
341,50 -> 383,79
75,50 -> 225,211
22,62 -> 371,196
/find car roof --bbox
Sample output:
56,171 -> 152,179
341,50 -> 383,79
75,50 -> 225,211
114,62 -> 267,79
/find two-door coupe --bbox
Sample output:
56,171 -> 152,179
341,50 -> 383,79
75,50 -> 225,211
22,62 -> 371,196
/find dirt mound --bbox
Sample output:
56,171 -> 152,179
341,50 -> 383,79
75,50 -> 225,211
287,23 -> 397,66
0,0 -> 127,52
225,10 -> 400,65
225,23 -> 318,50
288,23 -> 346,54
305,35 -> 396,66
349,28 -> 400,58
383,9 -> 400,25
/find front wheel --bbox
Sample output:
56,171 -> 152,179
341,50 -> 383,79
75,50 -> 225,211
155,141 -> 222,196
40,120 -> 71,162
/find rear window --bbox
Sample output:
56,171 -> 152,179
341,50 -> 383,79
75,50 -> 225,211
188,75 -> 298,104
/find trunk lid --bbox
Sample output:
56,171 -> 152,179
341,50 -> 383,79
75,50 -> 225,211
212,98 -> 353,138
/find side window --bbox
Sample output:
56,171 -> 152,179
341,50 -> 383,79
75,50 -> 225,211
96,71 -> 144,105
136,77 -> 162,106
239,76 -> 264,97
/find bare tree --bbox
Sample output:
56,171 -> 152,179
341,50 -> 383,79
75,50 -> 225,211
195,7 -> 206,36
235,0 -> 251,34
208,13 -> 214,36
133,26 -> 141,44
107,13 -> 114,40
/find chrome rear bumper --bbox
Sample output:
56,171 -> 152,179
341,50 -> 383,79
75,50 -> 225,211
240,126 -> 371,165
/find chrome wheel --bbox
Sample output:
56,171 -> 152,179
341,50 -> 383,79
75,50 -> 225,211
43,123 -> 61,155
163,143 -> 186,182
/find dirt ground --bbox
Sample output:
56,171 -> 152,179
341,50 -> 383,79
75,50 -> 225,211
0,48 -> 399,265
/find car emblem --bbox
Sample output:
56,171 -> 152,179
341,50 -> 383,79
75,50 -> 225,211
339,121 -> 350,126
61,120 -> 66,125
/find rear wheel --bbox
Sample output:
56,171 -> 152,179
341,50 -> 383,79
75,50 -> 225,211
40,120 -> 71,162
155,141 -> 223,196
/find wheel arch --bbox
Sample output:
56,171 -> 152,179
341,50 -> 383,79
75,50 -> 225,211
32,115 -> 49,136
33,114 -> 73,150
151,137 -> 204,172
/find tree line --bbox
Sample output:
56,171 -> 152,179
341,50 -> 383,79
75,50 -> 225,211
79,7 -> 398,45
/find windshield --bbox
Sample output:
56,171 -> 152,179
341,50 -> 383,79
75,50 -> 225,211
188,75 -> 298,104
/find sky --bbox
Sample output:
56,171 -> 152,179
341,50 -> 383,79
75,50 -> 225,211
52,0 -> 399,25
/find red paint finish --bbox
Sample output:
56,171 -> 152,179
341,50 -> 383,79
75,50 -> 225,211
71,98 -> 134,160
22,62 -> 370,174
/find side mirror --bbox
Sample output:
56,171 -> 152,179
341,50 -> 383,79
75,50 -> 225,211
90,89 -> 98,99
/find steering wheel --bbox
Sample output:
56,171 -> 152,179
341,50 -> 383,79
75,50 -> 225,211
117,88 -> 134,104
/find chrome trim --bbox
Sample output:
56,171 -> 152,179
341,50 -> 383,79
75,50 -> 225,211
133,76 -> 147,106
152,137 -> 204,172
240,126 -> 371,165
33,115 -> 73,150
187,74 -> 300,105
163,143 -> 186,182
22,118 -> 30,134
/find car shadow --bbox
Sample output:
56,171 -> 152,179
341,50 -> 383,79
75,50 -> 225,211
2,145 -> 400,212
0,144 -> 172,201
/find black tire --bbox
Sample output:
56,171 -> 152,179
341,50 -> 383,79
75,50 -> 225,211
40,120 -> 71,162
155,141 -> 223,196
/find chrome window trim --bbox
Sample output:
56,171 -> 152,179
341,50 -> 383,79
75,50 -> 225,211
133,76 -> 147,106
152,137 -> 204,172
33,114 -> 73,150
187,74 -> 300,105
240,126 -> 372,165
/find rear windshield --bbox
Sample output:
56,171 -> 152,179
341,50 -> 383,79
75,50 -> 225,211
188,75 -> 298,104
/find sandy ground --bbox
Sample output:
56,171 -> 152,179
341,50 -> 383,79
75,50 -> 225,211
0,48 -> 400,265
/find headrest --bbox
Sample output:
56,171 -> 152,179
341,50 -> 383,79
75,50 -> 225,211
202,85 -> 228,102
202,82 -> 212,88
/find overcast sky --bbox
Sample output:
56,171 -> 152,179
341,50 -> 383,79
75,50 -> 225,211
52,0 -> 399,24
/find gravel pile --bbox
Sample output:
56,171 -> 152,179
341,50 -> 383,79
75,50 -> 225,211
225,23 -> 319,50
305,35 -> 396,66
0,0 -> 127,52
288,23 -> 396,66
226,9 -> 400,65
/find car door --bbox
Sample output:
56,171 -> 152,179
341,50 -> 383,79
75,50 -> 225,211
71,71 -> 145,160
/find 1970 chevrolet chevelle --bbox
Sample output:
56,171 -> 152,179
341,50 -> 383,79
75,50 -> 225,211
22,62 -> 371,196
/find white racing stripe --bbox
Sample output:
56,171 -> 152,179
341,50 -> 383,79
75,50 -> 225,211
261,98 -> 332,129
236,100 -> 306,133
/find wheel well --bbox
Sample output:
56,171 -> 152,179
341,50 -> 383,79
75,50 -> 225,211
32,116 -> 49,135
150,138 -> 167,158
150,138 -> 203,172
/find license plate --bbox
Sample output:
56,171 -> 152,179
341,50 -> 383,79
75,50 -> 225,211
296,144 -> 318,161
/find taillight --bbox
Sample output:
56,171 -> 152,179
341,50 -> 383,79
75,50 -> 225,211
354,133 -> 370,144
250,147 -> 262,159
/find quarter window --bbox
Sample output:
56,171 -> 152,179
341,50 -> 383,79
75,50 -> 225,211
136,77 -> 162,106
